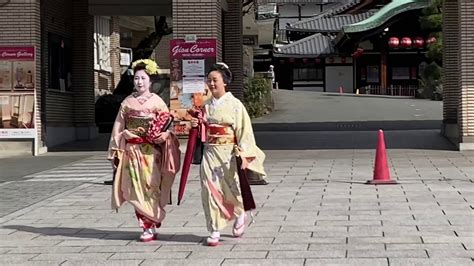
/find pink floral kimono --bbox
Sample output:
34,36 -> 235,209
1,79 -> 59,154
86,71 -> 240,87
108,93 -> 181,229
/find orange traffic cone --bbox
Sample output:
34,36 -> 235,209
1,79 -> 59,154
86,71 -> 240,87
339,86 -> 344,94
366,130 -> 397,185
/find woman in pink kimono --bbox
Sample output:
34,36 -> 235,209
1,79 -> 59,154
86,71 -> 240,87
191,63 -> 266,246
108,59 -> 181,242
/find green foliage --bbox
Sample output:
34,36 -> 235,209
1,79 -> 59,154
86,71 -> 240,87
419,13 -> 442,31
418,0 -> 443,100
427,33 -> 443,63
418,62 -> 442,100
243,77 -> 272,118
420,0 -> 443,64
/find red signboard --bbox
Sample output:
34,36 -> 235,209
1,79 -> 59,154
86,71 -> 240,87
170,39 -> 217,59
0,46 -> 35,60
169,39 -> 217,135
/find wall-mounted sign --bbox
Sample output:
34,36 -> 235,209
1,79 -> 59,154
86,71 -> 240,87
0,46 -> 37,140
169,39 -> 216,135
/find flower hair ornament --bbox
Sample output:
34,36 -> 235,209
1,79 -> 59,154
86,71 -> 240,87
131,59 -> 160,75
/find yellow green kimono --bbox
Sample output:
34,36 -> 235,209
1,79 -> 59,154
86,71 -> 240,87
200,92 -> 266,232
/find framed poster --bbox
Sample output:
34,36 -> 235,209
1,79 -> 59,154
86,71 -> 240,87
0,46 -> 36,140
169,39 -> 216,135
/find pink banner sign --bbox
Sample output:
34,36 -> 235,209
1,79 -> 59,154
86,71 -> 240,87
170,39 -> 217,59
0,47 -> 35,61
169,39 -> 217,135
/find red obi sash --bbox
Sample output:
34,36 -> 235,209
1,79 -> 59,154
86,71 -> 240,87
126,137 -> 151,144
207,124 -> 235,145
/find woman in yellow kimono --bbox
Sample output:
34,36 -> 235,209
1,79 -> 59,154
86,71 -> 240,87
108,59 -> 181,242
191,63 -> 266,246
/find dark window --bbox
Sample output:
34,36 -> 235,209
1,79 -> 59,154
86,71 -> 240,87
293,67 -> 323,81
48,33 -> 72,91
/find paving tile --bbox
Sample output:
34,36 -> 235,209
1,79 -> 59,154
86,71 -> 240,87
267,250 -> 346,259
141,259 -> 223,266
109,251 -> 190,260
187,251 -> 268,259
389,258 -> 473,266
62,260 -> 143,266
31,252 -> 113,262
231,243 -> 308,251
222,259 -> 304,265
0,254 -> 40,263
305,258 -> 388,266
347,249 -> 428,258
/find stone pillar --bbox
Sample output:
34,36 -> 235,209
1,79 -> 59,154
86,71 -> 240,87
441,0 -> 460,142
458,0 -> 474,150
223,0 -> 244,99
72,0 -> 97,139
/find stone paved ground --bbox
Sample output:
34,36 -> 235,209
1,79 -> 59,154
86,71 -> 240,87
0,148 -> 472,265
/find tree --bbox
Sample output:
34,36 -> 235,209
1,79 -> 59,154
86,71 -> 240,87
418,0 -> 443,100
419,0 -> 442,64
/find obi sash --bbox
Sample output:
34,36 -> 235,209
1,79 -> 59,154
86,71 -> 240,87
207,124 -> 235,145
126,137 -> 152,144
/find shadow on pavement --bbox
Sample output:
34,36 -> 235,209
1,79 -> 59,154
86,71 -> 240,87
253,120 -> 442,131
47,133 -> 111,152
44,123 -> 454,152
3,225 -> 203,244
255,129 -> 456,151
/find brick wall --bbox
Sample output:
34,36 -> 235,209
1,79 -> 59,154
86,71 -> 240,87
0,0 -> 42,145
223,0 -> 244,99
458,0 -> 474,145
172,0 -> 222,60
72,0 -> 95,128
41,0 -> 75,127
154,33 -> 172,69
442,0 -> 460,125
173,0 -> 245,97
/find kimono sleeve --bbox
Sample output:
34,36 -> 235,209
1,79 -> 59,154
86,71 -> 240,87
234,100 -> 258,159
107,103 -> 127,160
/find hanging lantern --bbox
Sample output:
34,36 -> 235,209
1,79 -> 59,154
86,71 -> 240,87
400,37 -> 412,48
413,37 -> 424,48
289,58 -> 295,63
351,48 -> 364,58
315,58 -> 321,64
302,58 -> 309,63
388,37 -> 400,48
426,36 -> 436,45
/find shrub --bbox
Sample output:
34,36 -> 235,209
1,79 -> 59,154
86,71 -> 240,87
418,62 -> 442,100
243,77 -> 272,118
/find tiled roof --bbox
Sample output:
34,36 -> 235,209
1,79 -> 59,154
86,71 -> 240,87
257,0 -> 354,4
288,11 -> 375,32
274,33 -> 336,57
343,0 -> 430,33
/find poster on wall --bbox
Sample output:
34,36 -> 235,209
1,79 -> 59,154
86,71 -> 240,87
169,38 -> 216,135
0,46 -> 36,139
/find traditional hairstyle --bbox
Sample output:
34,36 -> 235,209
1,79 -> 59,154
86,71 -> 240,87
131,59 -> 159,76
208,62 -> 233,84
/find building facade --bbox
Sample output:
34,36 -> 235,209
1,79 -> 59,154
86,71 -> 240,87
0,0 -> 244,155
1,0 -> 473,152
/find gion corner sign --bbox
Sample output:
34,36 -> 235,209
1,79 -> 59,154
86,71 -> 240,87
0,46 -> 35,60
170,39 -> 217,59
